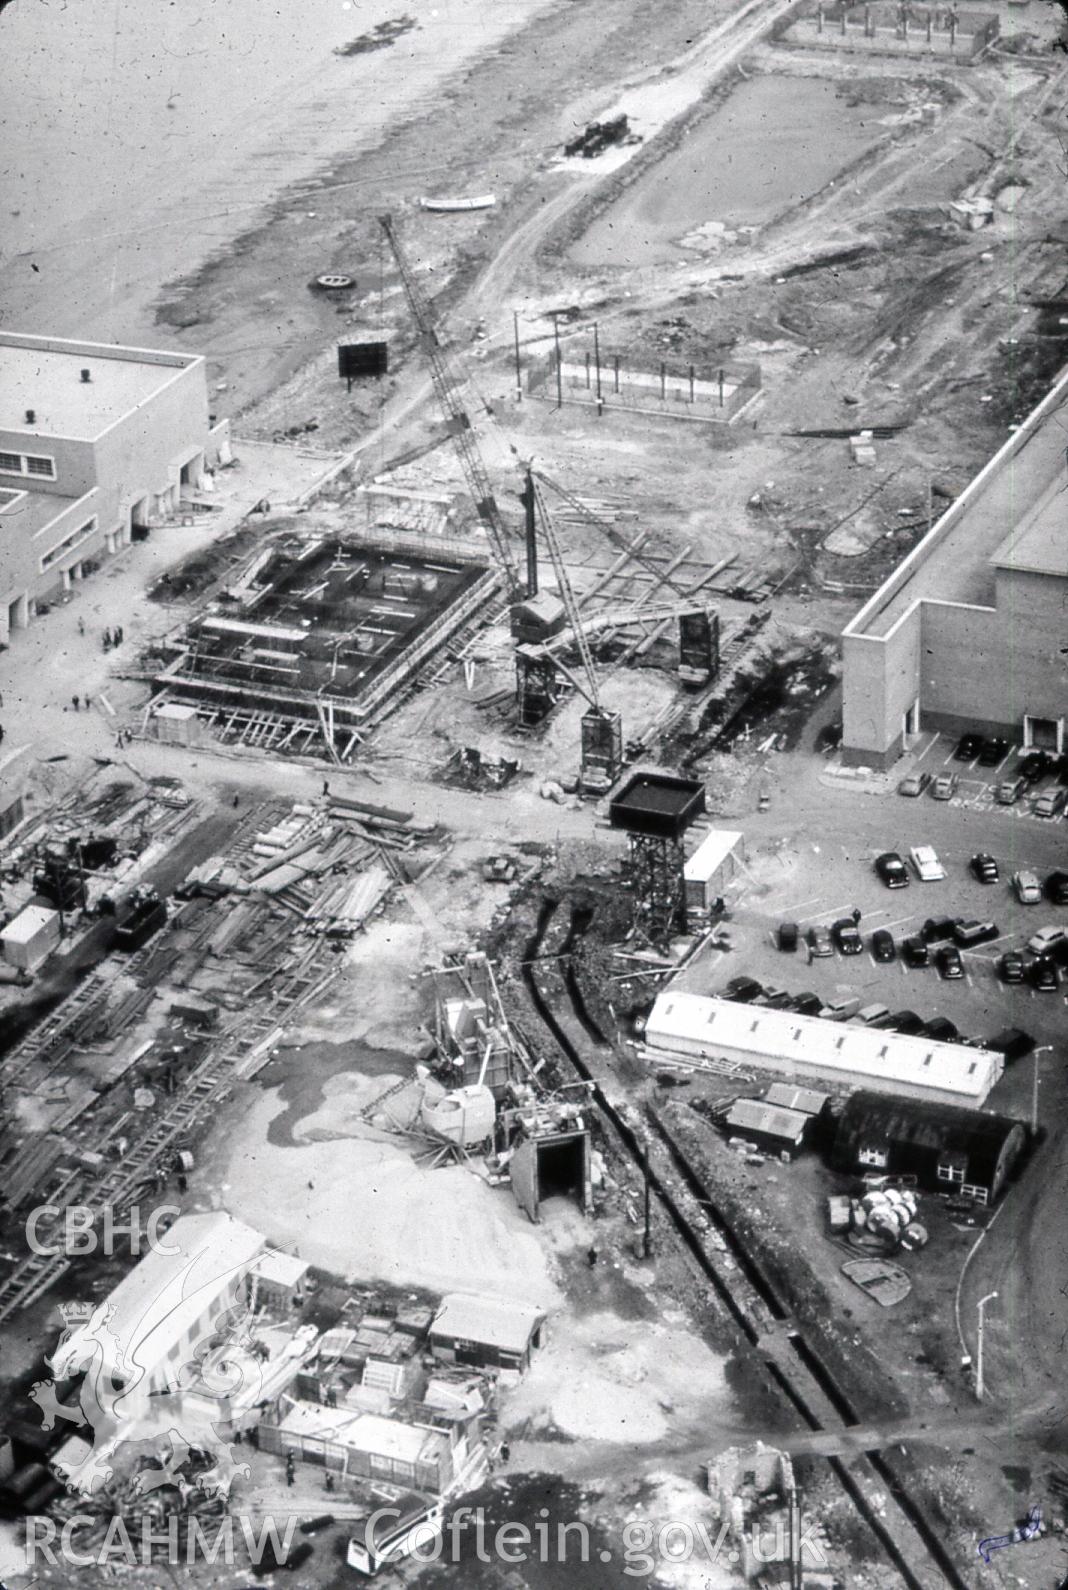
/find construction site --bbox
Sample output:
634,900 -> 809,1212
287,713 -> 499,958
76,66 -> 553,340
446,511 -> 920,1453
2,0 -> 1068,1582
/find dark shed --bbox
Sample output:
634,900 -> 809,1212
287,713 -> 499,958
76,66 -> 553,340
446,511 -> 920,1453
832,1090 -> 1027,1205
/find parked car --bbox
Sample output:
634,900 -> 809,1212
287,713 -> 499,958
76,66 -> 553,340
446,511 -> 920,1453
898,771 -> 931,798
922,1016 -> 960,1042
807,925 -> 833,958
985,1027 -> 1035,1062
921,916 -> 957,943
819,995 -> 861,1022
970,853 -> 999,884
902,936 -> 929,968
875,852 -> 910,889
1046,869 -> 1068,905
998,951 -> 1026,984
777,921 -> 799,952
857,1002 -> 891,1025
871,928 -> 896,962
758,989 -> 794,1010
1013,869 -> 1043,905
954,733 -> 985,762
1029,956 -> 1059,992
1033,788 -> 1065,819
910,845 -> 945,882
723,975 -> 763,1003
978,736 -> 1009,767
953,919 -> 1000,947
1019,749 -> 1052,784
1027,925 -> 1067,957
996,776 -> 1026,805
790,991 -> 823,1015
936,944 -> 964,980
888,1009 -> 925,1035
931,772 -> 958,801
832,917 -> 864,955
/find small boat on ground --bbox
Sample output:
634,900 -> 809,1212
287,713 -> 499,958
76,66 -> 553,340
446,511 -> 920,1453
419,194 -> 496,213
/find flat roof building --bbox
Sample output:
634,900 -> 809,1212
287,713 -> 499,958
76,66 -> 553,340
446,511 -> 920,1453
429,1293 -> 547,1375
645,991 -> 1001,1107
841,363 -> 1068,768
0,333 -> 222,644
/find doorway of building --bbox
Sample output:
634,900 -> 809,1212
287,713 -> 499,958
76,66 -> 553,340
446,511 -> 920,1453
1023,715 -> 1062,753
903,699 -> 920,740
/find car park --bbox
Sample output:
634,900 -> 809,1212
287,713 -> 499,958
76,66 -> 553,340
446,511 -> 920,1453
996,776 -> 1026,805
902,936 -> 929,967
1019,750 -> 1052,784
1033,788 -> 1065,819
998,951 -> 1025,983
724,976 -> 763,1003
857,1003 -> 891,1025
1029,957 -> 1059,992
922,1016 -> 960,1042
875,852 -> 910,889
921,916 -> 957,943
954,733 -> 985,761
819,995 -> 861,1021
953,919 -> 1000,947
888,1009 -> 924,1035
832,917 -> 864,955
1027,925 -> 1067,956
871,928 -> 896,962
898,771 -> 931,798
1013,869 -> 1043,904
1046,870 -> 1068,905
790,992 -> 823,1015
936,945 -> 964,980
971,853 -> 999,884
978,736 -> 1009,766
931,772 -> 958,800
985,1028 -> 1035,1062
807,926 -> 833,958
910,845 -> 945,881
777,921 -> 799,952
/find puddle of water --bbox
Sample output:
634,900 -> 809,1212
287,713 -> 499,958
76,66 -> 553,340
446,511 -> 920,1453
572,75 -> 887,268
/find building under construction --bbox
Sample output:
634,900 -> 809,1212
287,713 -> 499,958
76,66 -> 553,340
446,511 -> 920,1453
150,520 -> 497,762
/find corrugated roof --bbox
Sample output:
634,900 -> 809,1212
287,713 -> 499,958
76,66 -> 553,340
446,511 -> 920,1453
430,1293 -> 546,1354
645,992 -> 999,1102
725,1099 -> 808,1142
50,1212 -> 265,1382
835,1090 -> 1025,1185
765,1083 -> 828,1115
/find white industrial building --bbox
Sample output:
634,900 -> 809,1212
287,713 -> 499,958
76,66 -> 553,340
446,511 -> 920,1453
0,332 -> 225,643
645,991 -> 1001,1107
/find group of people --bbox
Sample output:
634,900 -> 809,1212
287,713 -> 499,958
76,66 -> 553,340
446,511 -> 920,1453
102,625 -> 124,650
69,695 -> 92,712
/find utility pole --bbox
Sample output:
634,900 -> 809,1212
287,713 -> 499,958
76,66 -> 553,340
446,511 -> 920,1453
553,315 -> 563,409
976,1290 -> 998,1400
1031,1046 -> 1052,1133
641,1135 -> 652,1259
513,310 -> 522,403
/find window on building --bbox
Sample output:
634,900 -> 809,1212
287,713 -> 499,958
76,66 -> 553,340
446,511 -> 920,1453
25,454 -> 56,478
961,1184 -> 989,1206
936,1161 -> 965,1185
858,1145 -> 888,1168
39,518 -> 96,572
0,452 -> 21,474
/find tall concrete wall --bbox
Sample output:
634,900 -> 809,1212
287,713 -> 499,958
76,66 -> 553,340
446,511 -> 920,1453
842,604 -> 921,768
93,360 -> 209,527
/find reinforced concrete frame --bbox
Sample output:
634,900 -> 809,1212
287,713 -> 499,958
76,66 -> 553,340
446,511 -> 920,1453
628,833 -> 689,944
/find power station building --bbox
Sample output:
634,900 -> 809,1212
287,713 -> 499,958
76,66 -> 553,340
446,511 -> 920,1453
0,332 -> 221,644
841,364 -> 1068,769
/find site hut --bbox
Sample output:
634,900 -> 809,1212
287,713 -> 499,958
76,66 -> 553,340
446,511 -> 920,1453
723,1099 -> 811,1160
428,1293 -> 547,1378
259,1402 -> 457,1492
684,827 -> 744,924
48,1212 -> 270,1412
832,1091 -> 1027,1206
0,333 -> 226,644
644,992 -> 1003,1108
0,902 -> 61,972
250,1247 -> 309,1313
841,363 -> 1068,768
764,1082 -> 833,1147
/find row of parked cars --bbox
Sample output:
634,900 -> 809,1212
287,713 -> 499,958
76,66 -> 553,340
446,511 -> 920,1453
899,743 -> 1068,814
875,850 -> 1068,905
719,975 -> 1035,1059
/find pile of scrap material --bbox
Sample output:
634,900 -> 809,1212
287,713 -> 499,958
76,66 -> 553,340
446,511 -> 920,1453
828,1184 -> 928,1252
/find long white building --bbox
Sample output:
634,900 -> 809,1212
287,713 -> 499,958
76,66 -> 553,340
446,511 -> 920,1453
645,991 -> 1001,1107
